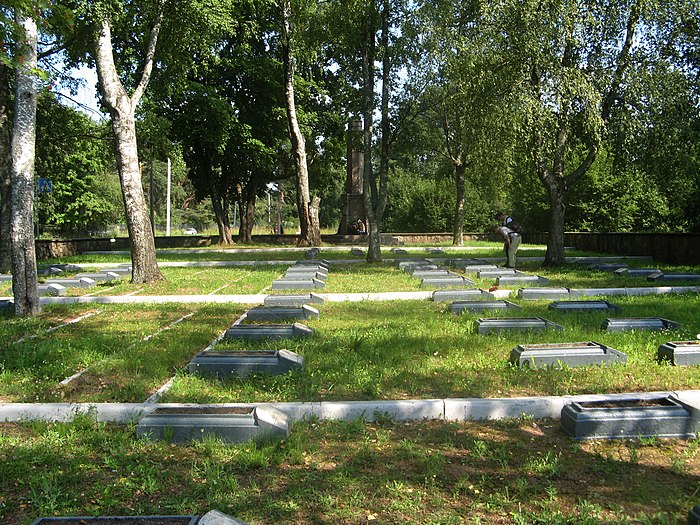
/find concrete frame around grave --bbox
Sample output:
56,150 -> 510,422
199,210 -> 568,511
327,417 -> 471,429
510,342 -> 627,369
188,349 -> 304,378
338,120 -> 368,234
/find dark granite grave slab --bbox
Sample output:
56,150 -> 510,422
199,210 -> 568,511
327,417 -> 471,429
614,268 -> 662,277
657,341 -> 700,366
689,505 -> 700,525
450,300 -> 520,314
293,260 -> 330,269
421,277 -> 474,288
264,293 -> 324,306
511,341 -> 626,368
188,349 -> 304,378
648,273 -> 700,282
602,317 -> 681,332
517,287 -> 570,300
283,271 -> 327,281
476,317 -> 564,335
588,263 -> 628,271
432,289 -> 491,302
0,299 -> 13,310
224,322 -> 313,340
136,405 -> 289,444
549,300 -> 621,313
30,516 -> 198,524
350,248 -> 365,256
497,275 -> 550,286
411,269 -> 450,278
459,264 -> 499,273
477,269 -> 518,278
271,278 -> 325,290
246,305 -> 319,321
560,395 -> 697,440
401,263 -> 439,272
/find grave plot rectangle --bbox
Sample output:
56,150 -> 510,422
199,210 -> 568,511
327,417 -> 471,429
657,341 -> 700,366
264,293 -> 324,306
497,275 -> 550,286
102,267 -> 132,276
392,248 -> 408,254
560,395 -> 697,440
588,263 -> 629,271
411,269 -> 450,278
224,322 -> 313,340
271,278 -> 325,290
0,299 -> 13,310
44,277 -> 96,289
549,300 -> 620,313
476,317 -> 564,335
477,269 -> 519,278
305,247 -> 321,258
284,271 -> 327,281
30,516 -> 199,524
569,288 -> 627,298
397,259 -> 431,269
246,305 -> 319,321
511,341 -> 627,368
286,265 -> 328,273
188,349 -> 304,378
421,277 -> 475,288
75,272 -> 121,282
136,404 -> 289,444
37,266 -> 64,276
350,248 -> 365,256
690,505 -> 700,525
602,317 -> 681,332
426,248 -> 444,254
517,287 -> 570,300
37,284 -> 66,297
401,263 -> 439,272
648,273 -> 700,282
459,264 -> 499,273
432,289 -> 491,302
614,268 -> 662,277
450,300 -> 520,314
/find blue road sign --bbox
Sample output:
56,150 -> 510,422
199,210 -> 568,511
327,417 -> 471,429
38,178 -> 52,193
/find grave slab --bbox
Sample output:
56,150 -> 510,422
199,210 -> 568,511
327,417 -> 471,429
284,271 -> 327,281
450,300 -> 520,314
225,322 -> 313,340
432,289 -> 491,302
517,287 -> 570,300
188,349 -> 304,378
614,268 -> 662,277
411,269 -> 451,278
397,259 -> 431,269
44,277 -> 96,288
421,277 -> 474,288
350,248 -> 365,256
293,259 -> 330,267
199,510 -> 250,525
401,263 -> 439,272
392,248 -> 408,254
602,317 -> 681,332
286,265 -> 328,273
657,341 -> 700,366
588,263 -> 629,271
246,305 -> 319,321
497,275 -> 550,286
136,404 -> 289,444
0,299 -> 13,310
74,271 -> 121,282
476,317 -> 564,334
690,505 -> 700,525
0,274 -> 13,282
271,278 -> 325,290
38,284 -> 67,296
648,273 -> 700,282
477,269 -> 519,278
560,395 -> 697,440
264,293 -> 324,306
511,341 -> 627,368
549,300 -> 621,313
459,264 -> 499,273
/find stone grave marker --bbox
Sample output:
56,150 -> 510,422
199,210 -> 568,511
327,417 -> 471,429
477,268 -> 519,278
284,271 -> 326,281
450,300 -> 520,314
392,248 -> 408,254
37,283 -> 67,296
411,269 -> 451,278
45,277 -> 97,289
560,395 -> 697,440
188,349 -> 304,378
689,505 -> 700,525
432,289 -> 491,302
657,341 -> 700,366
350,248 -> 365,256
246,305 -> 319,321
588,263 -> 629,271
476,317 -> 564,334
510,341 -> 626,368
549,300 -> 620,313
421,276 -> 474,288
497,275 -> 550,286
305,247 -> 321,258
0,274 -> 12,282
648,273 -> 700,282
458,264 -> 499,273
614,268 -> 662,277
225,322 -> 313,340
602,317 -> 681,332
0,299 -> 13,311
517,287 -> 570,300
136,404 -> 290,444
75,271 -> 121,282
272,278 -> 325,290
264,293 -> 324,307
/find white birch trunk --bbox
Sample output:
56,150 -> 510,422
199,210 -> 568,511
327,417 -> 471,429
10,12 -> 41,316
94,15 -> 164,283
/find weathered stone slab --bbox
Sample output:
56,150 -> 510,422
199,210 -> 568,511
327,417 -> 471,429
432,289 -> 491,302
421,277 -> 474,288
74,272 -> 121,282
199,510 -> 250,525
102,267 -> 132,276
305,247 -> 321,258
271,278 -> 325,290
38,284 -> 67,297
477,269 -> 518,278
136,404 -> 289,444
497,275 -> 550,286
0,274 -> 12,282
614,268 -> 662,277
648,273 -> 700,282
294,259 -> 330,267
657,341 -> 700,366
411,269 -> 451,278
264,293 -> 324,306
511,341 -> 627,368
476,317 -> 564,334
450,300 -> 520,314
459,264 -> 499,273
602,317 -> 681,332
560,395 -> 697,440
517,287 -> 570,300
284,271 -> 327,281
224,322 -> 313,340
350,248 -> 365,256
44,277 -> 97,289
392,248 -> 408,254
570,288 -> 627,298
36,266 -> 64,276
286,264 -> 328,273
188,349 -> 304,378
426,247 -> 444,253
401,263 -> 439,272
397,259 -> 431,269
588,263 -> 629,271
549,300 -> 621,313
246,305 -> 319,321
689,505 -> 700,525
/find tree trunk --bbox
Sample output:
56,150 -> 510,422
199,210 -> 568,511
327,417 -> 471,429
282,0 -> 319,247
543,177 -> 566,266
0,59 -> 12,273
208,167 -> 232,244
239,178 -> 258,243
10,12 -> 40,317
452,161 -> 466,246
94,15 -> 164,283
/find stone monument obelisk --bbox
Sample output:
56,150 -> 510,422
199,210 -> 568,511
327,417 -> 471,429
338,119 -> 367,234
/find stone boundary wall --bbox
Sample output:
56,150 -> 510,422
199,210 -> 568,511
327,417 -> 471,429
35,232 -> 699,264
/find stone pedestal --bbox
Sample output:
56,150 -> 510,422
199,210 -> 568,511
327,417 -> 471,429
339,120 -> 367,234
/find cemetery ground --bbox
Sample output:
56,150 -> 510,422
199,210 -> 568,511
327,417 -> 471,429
1,242 -> 699,524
